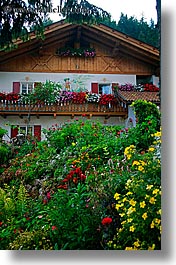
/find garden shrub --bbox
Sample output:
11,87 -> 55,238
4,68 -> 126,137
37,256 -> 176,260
131,100 -> 161,130
107,131 -> 161,250
0,114 -> 161,250
0,145 -> 10,165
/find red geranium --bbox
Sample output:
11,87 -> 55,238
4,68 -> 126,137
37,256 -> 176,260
101,217 -> 112,225
143,83 -> 159,92
99,94 -> 116,105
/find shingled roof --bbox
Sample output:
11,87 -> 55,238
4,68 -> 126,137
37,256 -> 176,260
116,91 -> 160,105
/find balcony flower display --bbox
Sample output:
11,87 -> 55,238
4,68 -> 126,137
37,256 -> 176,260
57,47 -> 96,58
0,92 -> 6,100
86,93 -> 100,103
0,92 -> 20,101
99,94 -> 116,105
57,91 -> 73,104
118,83 -> 135,91
143,84 -> 159,92
72,92 -> 87,104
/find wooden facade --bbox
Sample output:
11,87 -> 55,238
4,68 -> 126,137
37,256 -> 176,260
0,21 -> 160,75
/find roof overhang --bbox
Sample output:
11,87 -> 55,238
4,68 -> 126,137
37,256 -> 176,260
0,20 -> 160,66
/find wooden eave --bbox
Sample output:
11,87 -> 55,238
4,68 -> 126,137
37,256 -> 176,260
0,20 -> 160,66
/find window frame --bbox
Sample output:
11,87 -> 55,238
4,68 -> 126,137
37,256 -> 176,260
98,83 -> 112,95
18,125 -> 34,136
20,82 -> 35,94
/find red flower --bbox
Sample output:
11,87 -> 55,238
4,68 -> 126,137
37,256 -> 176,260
52,226 -> 57,230
43,199 -> 48,204
101,217 -> 112,225
62,178 -> 69,182
47,192 -> 51,200
73,177 -> 78,183
57,184 -> 68,189
80,174 -> 86,181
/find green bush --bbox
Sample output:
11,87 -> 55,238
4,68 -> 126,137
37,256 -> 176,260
0,112 -> 161,250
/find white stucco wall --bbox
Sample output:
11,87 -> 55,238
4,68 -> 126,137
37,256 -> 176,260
125,105 -> 136,128
0,72 -> 136,92
0,115 -> 125,142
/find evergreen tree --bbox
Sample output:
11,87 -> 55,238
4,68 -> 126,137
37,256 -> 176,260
0,0 -> 110,50
103,12 -> 159,48
0,1 -> 160,50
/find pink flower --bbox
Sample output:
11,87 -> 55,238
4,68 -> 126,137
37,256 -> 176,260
47,192 -> 51,200
52,226 -> 57,230
101,217 -> 112,226
43,199 -> 48,204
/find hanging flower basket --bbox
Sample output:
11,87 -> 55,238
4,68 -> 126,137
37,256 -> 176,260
57,47 -> 96,58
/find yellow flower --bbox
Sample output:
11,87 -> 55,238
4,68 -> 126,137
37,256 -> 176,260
115,204 -> 121,210
157,209 -> 162,215
150,221 -> 155,228
129,199 -> 136,206
126,191 -> 133,196
148,244 -> 155,250
119,213 -> 125,217
72,142 -> 76,146
154,131 -> 161,137
123,197 -> 128,202
140,201 -> 146,208
114,192 -> 120,200
127,154 -> 132,160
107,241 -> 113,247
139,160 -> 146,166
146,184 -> 153,190
125,247 -> 133,250
149,197 -> 156,204
142,212 -> 148,220
126,179 -> 132,186
138,165 -> 144,172
127,218 -> 133,223
132,161 -> 140,166
152,189 -> 159,195
127,206 -> 136,215
129,225 -> 135,232
124,145 -> 135,160
133,240 -> 140,248
148,147 -> 155,152
154,218 -> 161,225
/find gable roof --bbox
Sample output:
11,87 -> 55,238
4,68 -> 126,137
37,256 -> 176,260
0,20 -> 160,66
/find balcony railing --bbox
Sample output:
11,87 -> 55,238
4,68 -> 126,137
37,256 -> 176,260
0,100 -> 127,116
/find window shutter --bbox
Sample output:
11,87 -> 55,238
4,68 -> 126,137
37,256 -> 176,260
11,127 -> 18,138
91,83 -> 98,94
34,125 -> 41,141
13,82 -> 20,93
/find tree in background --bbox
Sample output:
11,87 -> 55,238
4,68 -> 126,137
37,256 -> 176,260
0,0 -> 110,50
103,13 -> 159,48
0,1 -> 160,50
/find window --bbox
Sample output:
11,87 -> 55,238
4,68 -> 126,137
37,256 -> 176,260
91,83 -> 112,94
98,84 -> 112,95
18,126 -> 33,136
11,125 -> 41,141
136,75 -> 152,85
21,82 -> 34,94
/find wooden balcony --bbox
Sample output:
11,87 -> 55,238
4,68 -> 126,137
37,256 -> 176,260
0,100 -> 127,118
